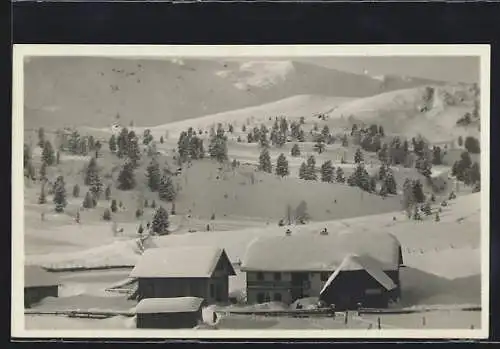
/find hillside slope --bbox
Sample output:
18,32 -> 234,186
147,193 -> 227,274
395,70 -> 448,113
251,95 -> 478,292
25,57 -> 444,129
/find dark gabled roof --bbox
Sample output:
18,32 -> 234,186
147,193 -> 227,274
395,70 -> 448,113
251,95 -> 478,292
24,265 -> 59,288
130,246 -> 236,278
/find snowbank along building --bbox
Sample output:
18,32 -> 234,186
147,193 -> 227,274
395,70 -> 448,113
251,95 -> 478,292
135,297 -> 206,329
130,246 -> 236,304
241,232 -> 404,309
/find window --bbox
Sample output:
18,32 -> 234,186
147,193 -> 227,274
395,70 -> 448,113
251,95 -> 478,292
210,284 -> 215,298
257,292 -> 265,303
320,272 -> 330,282
264,293 -> 271,302
274,293 -> 282,302
274,272 -> 281,281
257,272 -> 264,281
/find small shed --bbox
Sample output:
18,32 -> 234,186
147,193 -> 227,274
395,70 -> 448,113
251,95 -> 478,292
24,265 -> 59,308
135,297 -> 206,329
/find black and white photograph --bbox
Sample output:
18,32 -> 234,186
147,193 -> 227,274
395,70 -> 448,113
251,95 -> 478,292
12,45 -> 490,338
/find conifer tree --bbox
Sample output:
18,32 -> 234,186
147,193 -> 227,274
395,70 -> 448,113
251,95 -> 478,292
110,199 -> 117,213
348,164 -> 370,191
258,148 -> 272,173
299,162 -> 307,180
86,158 -> 103,199
68,131 -> 81,155
297,129 -> 305,142
135,208 -> 143,218
423,202 -> 432,216
38,183 -> 47,204
52,176 -> 67,213
291,144 -> 301,157
275,153 -> 290,178
151,200 -> 157,209
160,136 -> 164,144
341,134 -> 349,147
305,156 -> 317,181
117,127 -> 129,158
412,180 -> 425,203
38,127 -> 45,148
354,148 -> 364,164
128,133 -> 141,167
152,206 -> 170,235
208,130 -> 228,163
73,184 -> 80,198
435,211 -> 440,222
144,199 -> 149,208
146,157 -> 161,192
83,191 -> 95,209
321,125 -> 330,139
117,161 -> 136,190
42,140 -> 56,166
320,160 -> 334,183
159,175 -> 177,202
39,162 -> 47,182
105,185 -> 111,200
56,151 -> 60,165
103,208 -> 111,221
402,178 -> 415,215
336,167 -> 345,183
295,200 -> 310,224
384,171 -> 398,195
109,135 -> 117,153
313,139 -> 326,154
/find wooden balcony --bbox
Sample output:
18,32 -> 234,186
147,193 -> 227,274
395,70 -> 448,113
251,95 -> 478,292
247,280 -> 311,289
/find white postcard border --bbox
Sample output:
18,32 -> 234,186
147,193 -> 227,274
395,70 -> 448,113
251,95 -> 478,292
12,44 -> 491,339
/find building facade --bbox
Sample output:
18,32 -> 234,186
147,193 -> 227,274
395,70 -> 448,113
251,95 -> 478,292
241,232 -> 403,309
130,246 -> 236,304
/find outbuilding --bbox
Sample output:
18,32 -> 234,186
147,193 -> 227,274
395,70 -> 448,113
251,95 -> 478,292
135,297 -> 206,329
130,246 -> 236,304
24,265 -> 59,308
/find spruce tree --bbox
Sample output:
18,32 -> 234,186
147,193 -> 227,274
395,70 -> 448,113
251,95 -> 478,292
105,185 -> 111,200
109,135 -> 117,153
152,206 -> 170,235
320,160 -> 334,183
110,199 -> 118,212
137,224 -> 144,235
144,199 -> 149,208
297,129 -> 305,142
423,202 -> 432,216
435,211 -> 440,222
341,134 -> 349,147
73,184 -> 80,198
38,183 -> 47,204
103,208 -> 111,221
159,175 -> 177,202
52,176 -> 67,213
117,127 -> 129,158
295,200 -> 310,224
160,136 -> 164,144
83,191 -> 94,209
275,153 -> 290,177
39,162 -> 47,181
151,200 -> 156,208
128,133 -> 141,167
258,148 -> 272,173
336,167 -> 345,183
68,131 -> 81,155
291,144 -> 301,157
313,139 -> 326,154
42,140 -> 56,166
305,156 -> 317,181
299,162 -> 307,180
412,180 -> 426,203
354,148 -> 364,164
146,157 -> 161,192
117,161 -> 136,190
38,127 -> 45,148
135,208 -> 143,218
384,171 -> 398,195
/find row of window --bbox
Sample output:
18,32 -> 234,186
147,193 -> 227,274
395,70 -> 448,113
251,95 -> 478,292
256,292 -> 282,303
255,272 -> 331,282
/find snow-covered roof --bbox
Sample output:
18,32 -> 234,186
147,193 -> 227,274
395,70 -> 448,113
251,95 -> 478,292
129,246 -> 236,278
241,232 -> 401,272
320,254 -> 396,295
24,265 -> 59,288
136,297 -> 205,314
